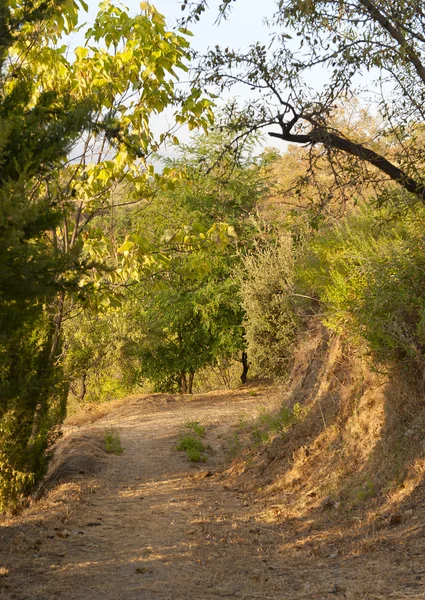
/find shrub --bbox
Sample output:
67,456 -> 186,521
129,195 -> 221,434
176,434 -> 207,462
251,402 -> 304,444
184,421 -> 206,437
0,316 -> 67,513
241,236 -> 300,377
298,205 -> 425,368
176,420 -> 208,462
104,429 -> 123,455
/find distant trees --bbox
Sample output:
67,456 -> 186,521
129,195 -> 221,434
132,134 -> 263,393
63,132 -> 265,396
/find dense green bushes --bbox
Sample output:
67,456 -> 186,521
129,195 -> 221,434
241,237 -> 301,377
241,205 -> 425,378
299,207 -> 425,367
0,0 -> 216,511
64,310 -> 139,407
0,313 -> 67,511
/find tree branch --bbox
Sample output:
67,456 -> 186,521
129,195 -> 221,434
269,125 -> 425,200
359,0 -> 425,87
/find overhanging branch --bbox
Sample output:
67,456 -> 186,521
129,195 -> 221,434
269,126 -> 425,200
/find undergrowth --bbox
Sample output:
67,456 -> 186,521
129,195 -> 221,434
232,403 -> 305,452
242,205 -> 425,381
176,421 -> 208,462
104,428 -> 123,455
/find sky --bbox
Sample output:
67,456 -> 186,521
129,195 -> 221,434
68,1 -> 381,159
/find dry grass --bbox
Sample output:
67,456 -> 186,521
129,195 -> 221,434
225,322 -> 425,561
65,393 -> 145,426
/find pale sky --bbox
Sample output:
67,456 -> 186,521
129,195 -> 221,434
66,1 -> 380,164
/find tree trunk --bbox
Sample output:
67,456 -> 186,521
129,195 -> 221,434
80,371 -> 87,402
180,371 -> 187,394
188,371 -> 195,394
49,291 -> 65,359
240,351 -> 249,384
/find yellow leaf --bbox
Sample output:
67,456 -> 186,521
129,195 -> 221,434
75,46 -> 88,61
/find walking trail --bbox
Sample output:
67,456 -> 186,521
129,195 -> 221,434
1,385 -> 424,599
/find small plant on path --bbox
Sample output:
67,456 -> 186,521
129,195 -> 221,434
177,420 -> 208,462
184,421 -> 206,438
104,428 -> 123,455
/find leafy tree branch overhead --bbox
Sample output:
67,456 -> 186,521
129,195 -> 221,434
188,0 -> 425,203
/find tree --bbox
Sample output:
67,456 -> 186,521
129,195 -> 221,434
135,271 -> 244,394
75,131 -> 266,396
0,0 -> 93,510
126,133 -> 266,393
190,0 -> 425,206
0,0 -> 214,510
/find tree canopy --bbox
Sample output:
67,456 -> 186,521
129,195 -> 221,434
0,0 -> 216,510
189,0 -> 425,205
5,0 -> 425,514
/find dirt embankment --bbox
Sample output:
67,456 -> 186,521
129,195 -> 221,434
1,327 -> 425,599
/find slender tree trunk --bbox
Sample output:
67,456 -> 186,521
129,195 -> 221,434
49,291 -> 65,360
180,371 -> 187,394
80,371 -> 87,402
240,351 -> 249,384
188,370 -> 195,394
30,299 -> 64,441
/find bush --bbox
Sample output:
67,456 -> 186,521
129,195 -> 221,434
176,420 -> 208,462
241,236 -> 300,377
184,421 -> 206,437
251,402 -> 304,445
104,429 -> 124,455
64,310 -> 142,407
176,434 -> 207,462
298,205 -> 425,368
0,316 -> 67,513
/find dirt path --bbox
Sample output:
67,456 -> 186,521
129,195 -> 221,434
1,386 -> 424,599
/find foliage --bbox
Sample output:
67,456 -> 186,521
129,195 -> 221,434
258,102 -> 388,230
242,187 -> 425,379
135,270 -> 244,393
64,308 -> 142,405
184,421 -> 206,438
241,236 -> 301,377
112,132 -> 265,395
230,402 -> 304,453
196,0 -> 425,205
104,429 -> 123,455
0,0 -> 88,512
0,0 -> 214,510
249,403 -> 303,444
176,421 -> 208,462
298,205 -> 425,368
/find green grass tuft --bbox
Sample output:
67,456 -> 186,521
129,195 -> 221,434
184,421 -> 206,437
104,428 -> 123,455
176,421 -> 209,462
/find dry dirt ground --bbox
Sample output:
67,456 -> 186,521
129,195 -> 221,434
1,384 -> 425,600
